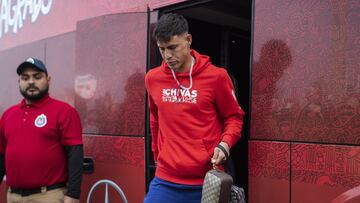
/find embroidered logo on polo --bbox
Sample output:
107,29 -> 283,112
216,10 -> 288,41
34,114 -> 47,127
162,88 -> 197,104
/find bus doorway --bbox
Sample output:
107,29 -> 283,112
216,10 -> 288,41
147,0 -> 252,194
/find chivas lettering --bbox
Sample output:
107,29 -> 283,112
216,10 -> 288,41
162,88 -> 198,104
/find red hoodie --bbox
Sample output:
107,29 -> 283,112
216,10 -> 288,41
145,50 -> 244,185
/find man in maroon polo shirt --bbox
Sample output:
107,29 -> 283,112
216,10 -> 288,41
0,58 -> 83,203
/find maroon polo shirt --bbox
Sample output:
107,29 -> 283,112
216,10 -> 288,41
0,95 -> 82,188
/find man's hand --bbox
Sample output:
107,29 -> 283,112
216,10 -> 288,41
211,142 -> 230,165
64,196 -> 80,203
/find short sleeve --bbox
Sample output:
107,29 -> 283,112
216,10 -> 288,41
58,105 -> 83,146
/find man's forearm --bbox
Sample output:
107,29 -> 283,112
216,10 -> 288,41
0,154 -> 5,183
64,145 -> 84,199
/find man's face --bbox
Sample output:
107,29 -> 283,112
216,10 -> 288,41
157,33 -> 192,72
19,67 -> 50,102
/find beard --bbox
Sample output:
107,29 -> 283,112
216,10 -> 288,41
20,85 -> 49,102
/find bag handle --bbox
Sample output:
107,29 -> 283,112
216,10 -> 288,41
223,156 -> 237,182
215,143 -> 235,180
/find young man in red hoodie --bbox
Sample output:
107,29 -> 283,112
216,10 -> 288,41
144,13 -> 245,202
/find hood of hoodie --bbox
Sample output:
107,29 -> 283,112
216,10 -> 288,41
160,49 -> 211,77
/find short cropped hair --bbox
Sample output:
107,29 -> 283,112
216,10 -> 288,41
153,13 -> 189,42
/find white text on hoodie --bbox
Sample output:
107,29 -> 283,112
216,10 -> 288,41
162,89 -> 197,104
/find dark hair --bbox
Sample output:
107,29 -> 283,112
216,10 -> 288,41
153,13 -> 188,42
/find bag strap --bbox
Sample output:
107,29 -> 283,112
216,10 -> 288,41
215,144 -> 236,181
223,156 -> 236,182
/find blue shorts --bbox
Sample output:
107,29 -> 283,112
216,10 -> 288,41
144,176 -> 203,203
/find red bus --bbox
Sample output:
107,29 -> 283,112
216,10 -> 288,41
0,0 -> 359,202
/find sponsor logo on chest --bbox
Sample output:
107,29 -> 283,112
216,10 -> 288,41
162,88 -> 197,104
